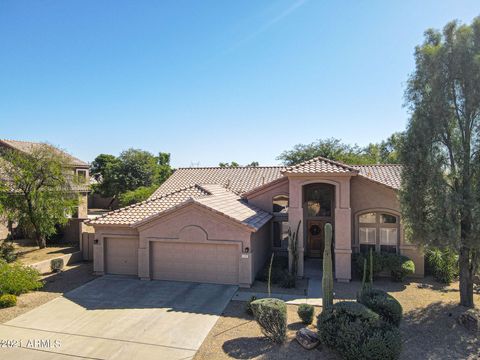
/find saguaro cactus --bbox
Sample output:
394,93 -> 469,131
322,223 -> 334,309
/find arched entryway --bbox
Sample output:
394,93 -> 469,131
303,183 -> 335,258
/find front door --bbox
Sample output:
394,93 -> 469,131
307,220 -> 329,257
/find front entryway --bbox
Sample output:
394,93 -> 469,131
304,183 -> 335,258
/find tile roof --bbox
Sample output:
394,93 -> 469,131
282,156 -> 359,174
88,184 -> 272,231
0,139 -> 89,167
352,164 -> 402,190
150,166 -> 285,198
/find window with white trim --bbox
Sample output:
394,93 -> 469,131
358,212 -> 399,254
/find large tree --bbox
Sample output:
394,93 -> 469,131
0,145 -> 78,248
91,149 -> 172,200
400,17 -> 480,307
277,136 -> 401,166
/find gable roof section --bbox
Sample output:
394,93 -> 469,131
352,164 -> 402,190
282,156 -> 359,175
89,183 -> 272,231
0,139 -> 89,167
150,166 -> 285,198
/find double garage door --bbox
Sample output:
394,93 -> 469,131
151,242 -> 239,285
105,237 -> 239,285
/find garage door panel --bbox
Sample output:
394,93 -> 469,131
151,242 -> 239,285
105,237 -> 138,275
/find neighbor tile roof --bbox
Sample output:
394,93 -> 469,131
89,183 -> 272,231
352,164 -> 402,190
0,139 -> 89,167
150,166 -> 285,198
282,156 -> 359,174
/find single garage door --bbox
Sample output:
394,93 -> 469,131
105,237 -> 138,275
151,242 -> 239,285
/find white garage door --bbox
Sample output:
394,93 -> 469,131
151,242 -> 239,285
105,237 -> 138,275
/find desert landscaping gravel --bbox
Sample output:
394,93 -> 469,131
195,277 -> 480,360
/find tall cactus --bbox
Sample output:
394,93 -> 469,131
322,223 -> 334,309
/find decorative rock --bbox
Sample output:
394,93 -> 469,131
457,308 -> 480,332
295,327 -> 320,350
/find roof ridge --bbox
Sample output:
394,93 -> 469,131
352,164 -> 402,167
175,165 -> 285,170
284,156 -> 358,172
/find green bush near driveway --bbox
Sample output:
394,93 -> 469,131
245,295 -> 257,316
357,288 -> 403,327
0,294 -> 17,308
317,301 -> 402,360
251,298 -> 287,344
297,303 -> 315,324
0,260 -> 43,295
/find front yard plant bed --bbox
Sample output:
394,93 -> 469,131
195,279 -> 480,360
0,260 -> 43,295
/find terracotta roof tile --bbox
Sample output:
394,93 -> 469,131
150,166 -> 285,198
282,156 -> 358,174
89,183 -> 272,231
352,164 -> 402,189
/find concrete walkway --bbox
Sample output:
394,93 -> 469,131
0,276 -> 237,360
233,258 -> 325,306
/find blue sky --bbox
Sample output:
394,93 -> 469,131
0,1 -> 478,167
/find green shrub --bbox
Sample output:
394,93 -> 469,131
280,270 -> 296,288
385,254 -> 415,282
0,241 -> 17,263
251,298 -> 287,344
50,258 -> 64,272
118,186 -> 157,207
353,252 -> 415,282
0,294 -> 17,308
245,295 -> 257,316
318,301 -> 401,360
297,303 -> 314,324
0,260 -> 43,295
426,248 -> 459,284
358,288 -> 403,326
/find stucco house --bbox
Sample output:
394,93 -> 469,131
0,139 -> 90,242
88,156 -> 424,287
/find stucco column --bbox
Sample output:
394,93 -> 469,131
138,235 -> 150,280
93,238 -> 104,275
334,207 -> 352,281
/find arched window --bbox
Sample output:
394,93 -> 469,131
272,195 -> 289,214
358,212 -> 399,254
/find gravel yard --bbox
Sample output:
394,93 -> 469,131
195,277 -> 480,360
0,262 -> 97,323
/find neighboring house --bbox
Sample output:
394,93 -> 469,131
88,156 -> 424,287
0,139 -> 90,242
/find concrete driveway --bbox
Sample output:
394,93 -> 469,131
0,276 -> 237,360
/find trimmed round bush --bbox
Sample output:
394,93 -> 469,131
385,254 -> 415,282
317,301 -> 402,360
297,303 -> 314,324
0,294 -> 17,308
358,288 -> 403,326
251,298 -> 287,344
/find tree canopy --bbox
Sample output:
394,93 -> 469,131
91,149 -> 172,205
277,135 -> 402,166
0,145 -> 78,248
400,17 -> 480,307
